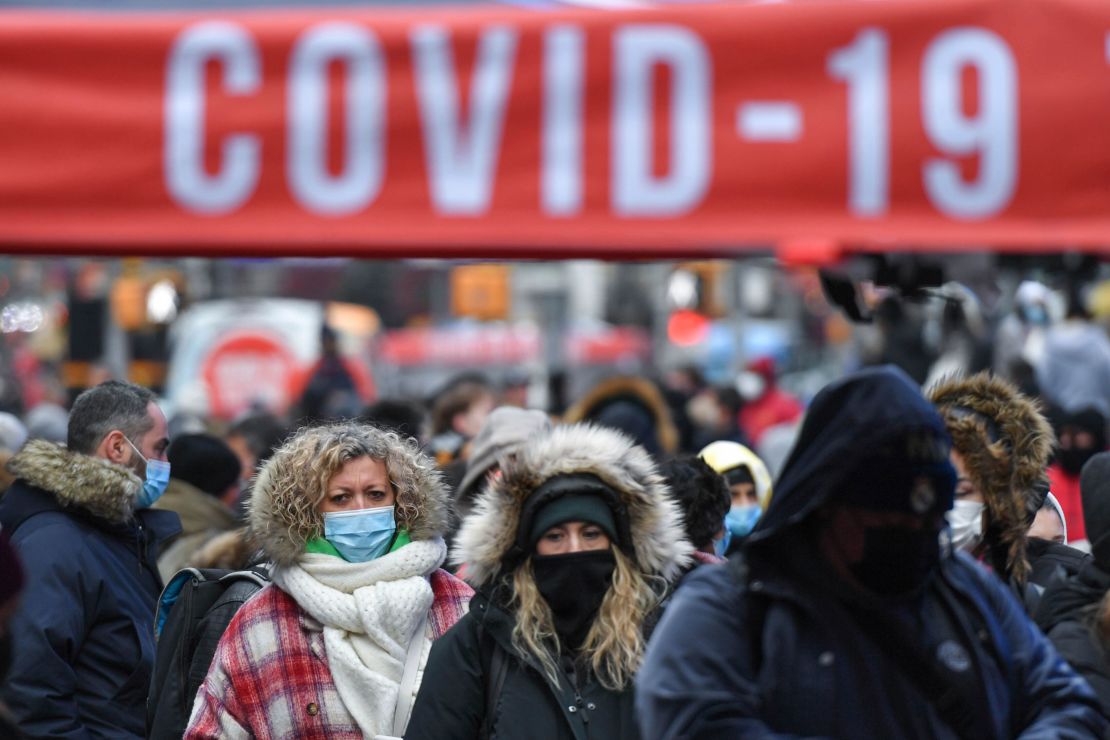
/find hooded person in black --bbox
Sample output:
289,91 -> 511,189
1035,451 -> 1110,715
637,366 -> 1104,739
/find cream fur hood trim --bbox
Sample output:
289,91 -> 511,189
453,423 -> 693,587
8,438 -> 141,525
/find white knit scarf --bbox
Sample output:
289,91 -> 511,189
274,538 -> 446,736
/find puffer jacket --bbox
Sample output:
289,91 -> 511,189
0,440 -> 181,739
637,366 -> 1106,739
405,423 -> 692,740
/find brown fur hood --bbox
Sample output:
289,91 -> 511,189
928,372 -> 1054,584
7,438 -> 141,525
248,425 -> 451,568
562,376 -> 680,455
453,423 -> 693,588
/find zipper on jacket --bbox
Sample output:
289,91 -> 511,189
135,518 -> 147,576
568,659 -> 589,727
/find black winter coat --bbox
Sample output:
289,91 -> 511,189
0,443 -> 180,739
405,590 -> 640,740
1035,561 -> 1110,716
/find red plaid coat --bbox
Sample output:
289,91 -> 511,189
185,569 -> 473,739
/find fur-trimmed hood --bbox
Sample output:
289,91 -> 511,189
248,423 -> 451,569
562,376 -> 680,456
453,423 -> 693,588
928,372 -> 1054,584
7,438 -> 141,525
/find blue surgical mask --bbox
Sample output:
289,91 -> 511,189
725,504 -> 761,538
714,527 -> 732,558
126,438 -> 171,509
323,506 -> 397,563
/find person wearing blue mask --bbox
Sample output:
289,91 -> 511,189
188,423 -> 472,740
659,456 -> 733,570
699,441 -> 773,555
0,380 -> 181,738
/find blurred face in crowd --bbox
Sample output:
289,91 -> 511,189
950,450 -> 984,504
730,482 -> 759,508
1029,504 -> 1066,544
535,521 -> 611,556
226,433 -> 256,485
453,393 -> 495,438
318,456 -> 395,513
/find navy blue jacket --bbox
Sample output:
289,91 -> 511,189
0,441 -> 180,739
636,367 -> 1106,739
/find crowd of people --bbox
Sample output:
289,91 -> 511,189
1,279 -> 1110,738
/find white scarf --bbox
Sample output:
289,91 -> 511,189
274,538 -> 446,737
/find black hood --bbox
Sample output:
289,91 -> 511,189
1035,560 -> 1110,633
747,365 -> 952,550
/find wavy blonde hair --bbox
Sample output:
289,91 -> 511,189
249,422 -> 448,567
509,547 -> 660,691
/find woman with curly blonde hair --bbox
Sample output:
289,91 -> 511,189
405,423 -> 692,740
186,423 -> 472,739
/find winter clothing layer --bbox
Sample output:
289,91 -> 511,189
698,441 -> 773,508
1037,320 -> 1110,418
929,372 -> 1055,586
1035,561 -> 1110,716
154,478 -> 238,582
638,554 -> 1105,739
457,407 -> 552,509
404,590 -> 640,740
189,424 -> 471,737
562,376 -> 680,457
637,366 -> 1104,738
273,541 -> 447,736
452,423 -> 691,587
186,570 -> 471,739
409,423 -> 691,740
0,439 -> 181,739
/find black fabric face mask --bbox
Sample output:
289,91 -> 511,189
848,527 -> 940,598
1059,446 -> 1099,476
531,550 -> 617,650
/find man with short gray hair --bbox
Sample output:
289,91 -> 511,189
0,380 -> 181,738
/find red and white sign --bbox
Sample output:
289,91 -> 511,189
2,0 -> 1110,256
201,332 -> 300,418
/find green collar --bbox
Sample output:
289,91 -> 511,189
305,527 -> 412,562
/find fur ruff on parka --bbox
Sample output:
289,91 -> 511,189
7,438 -> 141,524
929,372 -> 1055,585
453,423 -> 693,587
248,425 -> 451,569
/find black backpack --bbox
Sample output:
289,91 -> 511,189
146,566 -> 270,739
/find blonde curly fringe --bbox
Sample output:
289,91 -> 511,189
250,422 -> 443,565
510,548 -> 661,691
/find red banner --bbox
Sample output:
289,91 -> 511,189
1,0 -> 1110,257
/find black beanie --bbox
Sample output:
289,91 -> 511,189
1081,451 -> 1110,568
168,433 -> 242,497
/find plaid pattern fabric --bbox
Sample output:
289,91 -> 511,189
186,568 -> 473,739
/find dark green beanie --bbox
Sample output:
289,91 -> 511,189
527,493 -> 618,549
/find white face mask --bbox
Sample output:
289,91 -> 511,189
945,499 -> 984,552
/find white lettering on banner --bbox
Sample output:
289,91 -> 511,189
542,26 -> 585,217
288,23 -> 387,215
612,25 -> 712,217
922,28 -> 1018,219
411,25 -> 519,215
828,28 -> 890,217
164,21 -> 261,214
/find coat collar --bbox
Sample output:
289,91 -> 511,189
7,439 -> 142,526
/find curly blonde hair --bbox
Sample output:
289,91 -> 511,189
249,422 -> 449,567
509,548 -> 661,691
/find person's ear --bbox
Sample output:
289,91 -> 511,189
98,430 -> 130,465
